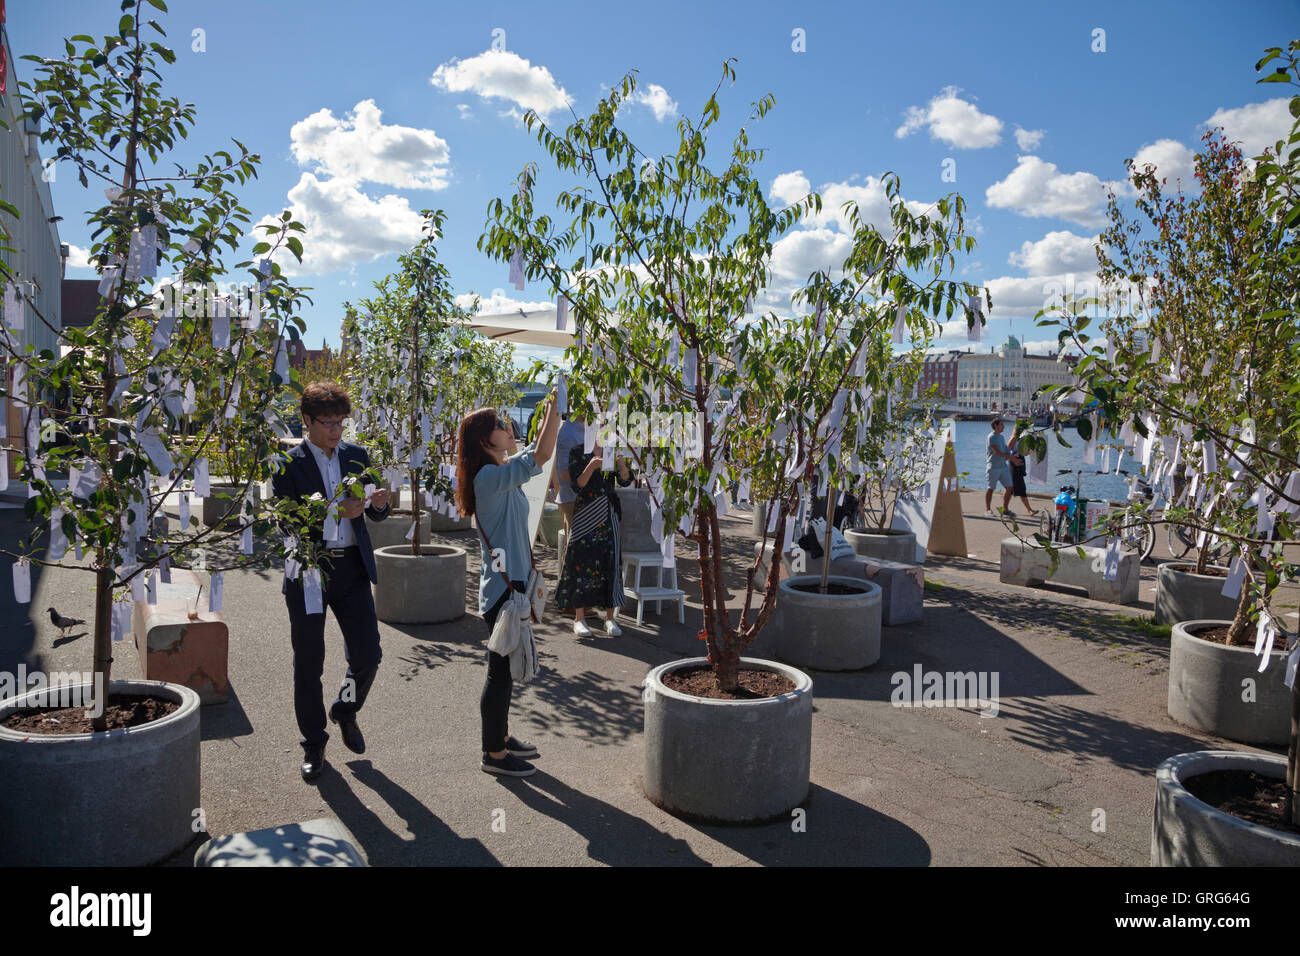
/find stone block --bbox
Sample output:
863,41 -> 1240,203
132,568 -> 229,705
998,536 -> 1138,605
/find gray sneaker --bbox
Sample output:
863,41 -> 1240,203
481,752 -> 537,777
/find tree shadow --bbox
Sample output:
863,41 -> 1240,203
682,783 -> 932,866
996,695 -> 1273,773
508,771 -> 706,865
317,758 -> 499,866
514,667 -> 645,746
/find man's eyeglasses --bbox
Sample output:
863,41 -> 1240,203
312,417 -> 346,432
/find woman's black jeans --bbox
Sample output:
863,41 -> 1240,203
481,580 -> 525,753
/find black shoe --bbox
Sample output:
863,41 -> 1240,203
481,752 -> 537,777
505,735 -> 539,757
329,707 -> 366,755
301,744 -> 326,782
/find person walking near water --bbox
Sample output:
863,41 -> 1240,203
983,418 -> 1023,516
1007,422 -> 1040,517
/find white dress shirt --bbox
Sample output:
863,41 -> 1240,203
304,437 -> 357,549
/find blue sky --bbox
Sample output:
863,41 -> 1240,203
14,0 -> 1300,367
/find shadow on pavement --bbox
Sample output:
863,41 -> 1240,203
318,758 -> 500,866
688,783 -> 932,866
199,683 -> 255,740
516,667 -> 644,746
509,771 -> 706,865
998,696 -> 1276,773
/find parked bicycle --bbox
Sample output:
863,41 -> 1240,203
1038,467 -> 1155,560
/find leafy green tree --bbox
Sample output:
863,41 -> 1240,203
1040,42 -> 1300,821
3,1 -> 309,728
345,210 -> 518,552
481,64 -> 979,689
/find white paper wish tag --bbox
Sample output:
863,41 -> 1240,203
1102,538 -> 1121,581
1221,557 -> 1246,599
241,525 -> 253,554
146,570 -> 157,605
12,559 -> 30,604
49,508 -> 68,560
892,302 -> 906,344
209,572 -> 224,612
302,568 -> 324,615
193,458 -> 210,498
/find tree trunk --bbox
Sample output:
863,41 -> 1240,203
714,639 -> 740,692
1224,568 -> 1254,646
90,565 -> 114,733
819,483 -> 835,594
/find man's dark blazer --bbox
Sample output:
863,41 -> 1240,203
272,439 -> 390,587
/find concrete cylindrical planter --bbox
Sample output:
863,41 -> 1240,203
1167,620 -> 1291,745
427,509 -> 471,533
774,575 -> 882,670
366,509 -> 430,550
201,484 -> 261,528
845,528 -> 918,565
1152,751 -> 1300,866
0,680 -> 201,866
643,657 -> 812,824
373,544 -> 467,624
1155,562 -> 1237,626
539,501 -> 562,548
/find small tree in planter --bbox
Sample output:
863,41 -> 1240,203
842,342 -> 943,535
345,211 -> 518,548
1041,43 -> 1300,830
0,1 -> 309,865
480,65 -> 979,691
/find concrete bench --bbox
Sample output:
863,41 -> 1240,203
194,817 -> 366,867
754,540 -> 923,626
132,567 -> 229,705
998,536 -> 1139,605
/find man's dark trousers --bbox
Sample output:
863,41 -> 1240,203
285,547 -> 382,747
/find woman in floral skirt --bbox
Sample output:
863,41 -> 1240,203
555,442 -> 634,636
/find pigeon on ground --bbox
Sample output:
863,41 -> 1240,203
48,607 -> 86,638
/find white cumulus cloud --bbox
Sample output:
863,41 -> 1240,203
430,50 -> 572,121
1014,127 -> 1044,151
986,156 -> 1120,228
1205,98 -> 1293,158
268,173 -> 428,276
770,171 -> 812,206
896,86 -> 1003,148
290,99 -> 451,190
768,227 -> 853,281
1007,231 -> 1100,276
455,289 -> 555,315
1130,139 -> 1196,190
628,83 -> 678,122
64,243 -> 93,270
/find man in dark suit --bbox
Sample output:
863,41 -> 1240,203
273,381 -> 391,782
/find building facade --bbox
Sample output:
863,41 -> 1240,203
952,336 -> 1079,415
2,27 -> 67,476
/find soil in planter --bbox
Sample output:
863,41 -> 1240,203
789,582 -> 870,596
663,665 -> 795,700
1188,624 -> 1252,648
3,695 -> 179,735
1183,770 -> 1300,837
